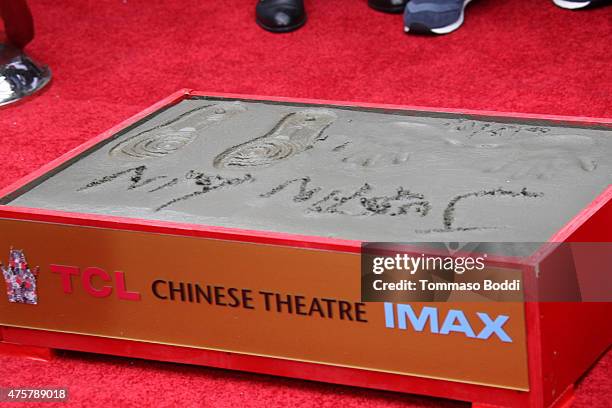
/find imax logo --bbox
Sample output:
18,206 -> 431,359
384,303 -> 512,343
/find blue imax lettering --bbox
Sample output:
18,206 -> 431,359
384,303 -> 512,343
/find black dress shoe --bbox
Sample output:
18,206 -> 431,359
368,0 -> 408,13
256,0 -> 306,33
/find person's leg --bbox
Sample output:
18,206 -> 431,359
403,0 -> 472,35
0,0 -> 34,49
0,0 -> 51,106
255,0 -> 306,33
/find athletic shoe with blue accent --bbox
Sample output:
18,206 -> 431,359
403,0 -> 472,35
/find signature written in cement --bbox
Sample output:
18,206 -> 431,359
77,166 -> 543,233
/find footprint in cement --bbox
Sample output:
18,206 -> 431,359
213,109 -> 337,168
110,102 -> 247,160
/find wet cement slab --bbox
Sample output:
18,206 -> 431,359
7,97 -> 612,243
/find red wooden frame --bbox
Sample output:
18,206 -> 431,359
1,89 -> 610,408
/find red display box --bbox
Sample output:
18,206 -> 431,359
1,90 -> 611,408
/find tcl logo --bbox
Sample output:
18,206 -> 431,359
50,265 -> 141,301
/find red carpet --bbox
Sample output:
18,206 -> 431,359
1,0 -> 611,406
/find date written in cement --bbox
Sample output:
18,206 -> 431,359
0,387 -> 69,402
